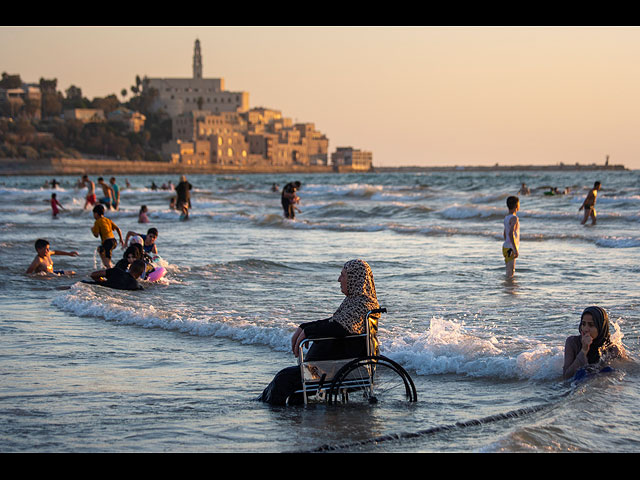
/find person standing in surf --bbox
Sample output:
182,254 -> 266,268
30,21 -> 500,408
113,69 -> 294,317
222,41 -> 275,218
175,175 -> 193,220
502,196 -> 520,278
579,181 -> 601,226
281,181 -> 301,219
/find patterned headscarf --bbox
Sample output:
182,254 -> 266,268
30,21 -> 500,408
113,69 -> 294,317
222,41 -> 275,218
331,260 -> 380,353
580,306 -> 611,364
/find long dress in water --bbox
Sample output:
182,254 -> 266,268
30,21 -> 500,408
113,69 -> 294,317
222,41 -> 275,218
258,259 -> 380,405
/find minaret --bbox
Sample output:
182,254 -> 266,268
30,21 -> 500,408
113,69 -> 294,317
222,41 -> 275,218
193,39 -> 203,79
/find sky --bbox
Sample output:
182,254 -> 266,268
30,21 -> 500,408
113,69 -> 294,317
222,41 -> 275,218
2,26 -> 640,169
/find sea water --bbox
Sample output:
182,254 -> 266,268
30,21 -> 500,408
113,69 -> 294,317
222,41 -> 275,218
0,169 -> 638,452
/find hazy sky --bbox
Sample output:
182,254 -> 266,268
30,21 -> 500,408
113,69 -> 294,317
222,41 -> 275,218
2,26 -> 639,169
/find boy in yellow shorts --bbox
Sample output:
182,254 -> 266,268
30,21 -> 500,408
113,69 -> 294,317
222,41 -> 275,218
502,196 -> 520,278
91,204 -> 124,268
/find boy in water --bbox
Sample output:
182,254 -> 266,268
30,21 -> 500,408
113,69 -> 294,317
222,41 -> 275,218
579,181 -> 601,225
124,227 -> 159,255
26,238 -> 79,275
89,259 -> 146,291
97,177 -> 114,210
82,175 -> 96,210
109,177 -> 120,210
502,196 -> 520,278
91,204 -> 124,268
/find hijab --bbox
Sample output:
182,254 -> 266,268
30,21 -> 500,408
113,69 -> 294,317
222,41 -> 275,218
331,259 -> 380,344
580,306 -> 611,364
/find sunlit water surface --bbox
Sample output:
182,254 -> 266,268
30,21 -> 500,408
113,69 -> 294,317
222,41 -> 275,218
1,170 -> 638,452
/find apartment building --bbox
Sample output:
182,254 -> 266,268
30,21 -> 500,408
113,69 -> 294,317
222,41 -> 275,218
331,147 -> 373,171
159,40 -> 330,168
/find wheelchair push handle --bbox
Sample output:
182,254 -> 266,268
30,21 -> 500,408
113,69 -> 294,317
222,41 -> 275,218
367,308 -> 387,315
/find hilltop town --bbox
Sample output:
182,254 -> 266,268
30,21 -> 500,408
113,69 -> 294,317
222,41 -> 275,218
0,38 -> 628,176
0,39 -> 373,175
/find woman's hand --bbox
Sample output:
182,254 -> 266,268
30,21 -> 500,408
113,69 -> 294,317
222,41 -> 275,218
291,327 -> 306,357
581,332 -> 593,354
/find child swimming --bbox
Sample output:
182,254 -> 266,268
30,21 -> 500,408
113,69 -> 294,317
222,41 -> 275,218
26,238 -> 79,275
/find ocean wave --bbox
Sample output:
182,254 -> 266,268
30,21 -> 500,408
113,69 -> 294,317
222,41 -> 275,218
52,282 -> 294,351
438,205 -> 504,220
384,317 -> 565,380
595,236 -> 640,248
50,286 -> 580,381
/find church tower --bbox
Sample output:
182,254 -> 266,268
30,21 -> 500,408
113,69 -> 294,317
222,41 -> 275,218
193,38 -> 203,79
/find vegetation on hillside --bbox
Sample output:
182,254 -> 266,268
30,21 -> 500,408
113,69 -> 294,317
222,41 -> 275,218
0,73 -> 171,161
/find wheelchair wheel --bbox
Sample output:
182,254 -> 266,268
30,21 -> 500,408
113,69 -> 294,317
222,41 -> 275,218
327,355 -> 417,405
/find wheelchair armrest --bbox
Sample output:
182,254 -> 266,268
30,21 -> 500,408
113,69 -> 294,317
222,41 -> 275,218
298,333 -> 368,364
299,333 -> 367,349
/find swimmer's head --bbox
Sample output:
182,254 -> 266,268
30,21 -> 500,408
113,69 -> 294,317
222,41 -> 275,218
506,196 -> 519,211
129,235 -> 143,246
123,245 -> 142,262
93,204 -> 105,216
34,238 -> 49,252
128,259 -> 146,279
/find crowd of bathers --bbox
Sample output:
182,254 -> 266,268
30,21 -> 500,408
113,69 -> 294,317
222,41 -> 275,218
29,174 -> 169,291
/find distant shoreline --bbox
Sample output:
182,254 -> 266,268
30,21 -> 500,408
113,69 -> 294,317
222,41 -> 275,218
0,157 -> 629,176
373,164 -> 628,172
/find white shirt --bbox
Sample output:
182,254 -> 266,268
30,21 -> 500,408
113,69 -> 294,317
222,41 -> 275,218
502,213 -> 520,251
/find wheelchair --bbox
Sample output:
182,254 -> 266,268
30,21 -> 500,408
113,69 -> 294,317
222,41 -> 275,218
295,308 -> 417,405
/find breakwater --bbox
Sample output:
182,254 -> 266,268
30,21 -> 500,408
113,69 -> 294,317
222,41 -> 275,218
0,157 -> 336,176
0,157 -> 628,176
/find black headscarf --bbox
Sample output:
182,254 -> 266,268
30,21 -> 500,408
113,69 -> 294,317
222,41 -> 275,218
580,306 -> 611,364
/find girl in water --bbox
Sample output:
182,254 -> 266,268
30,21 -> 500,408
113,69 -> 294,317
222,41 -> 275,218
563,306 -> 625,380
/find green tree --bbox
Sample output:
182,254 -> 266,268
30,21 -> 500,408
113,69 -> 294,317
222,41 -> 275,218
91,94 -> 120,115
39,78 -> 63,118
63,85 -> 89,109
0,72 -> 22,88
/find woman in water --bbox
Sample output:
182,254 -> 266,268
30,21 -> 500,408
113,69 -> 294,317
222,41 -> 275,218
258,259 -> 380,406
563,306 -> 625,380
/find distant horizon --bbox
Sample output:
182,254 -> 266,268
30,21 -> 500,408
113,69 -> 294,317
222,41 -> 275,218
2,26 -> 639,169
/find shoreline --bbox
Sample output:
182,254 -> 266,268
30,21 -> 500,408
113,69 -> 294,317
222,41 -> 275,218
0,157 -> 629,176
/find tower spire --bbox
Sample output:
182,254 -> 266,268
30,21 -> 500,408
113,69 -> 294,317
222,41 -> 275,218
193,39 -> 202,79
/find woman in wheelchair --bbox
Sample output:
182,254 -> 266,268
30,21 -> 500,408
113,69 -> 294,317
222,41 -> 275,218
258,259 -> 380,406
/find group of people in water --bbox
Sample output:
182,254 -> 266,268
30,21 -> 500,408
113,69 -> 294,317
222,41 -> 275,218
29,192 -> 163,291
257,256 -> 627,406
29,174 -> 625,406
28,201 -> 161,291
258,178 -> 620,405
46,174 -> 194,221
503,180 -> 602,279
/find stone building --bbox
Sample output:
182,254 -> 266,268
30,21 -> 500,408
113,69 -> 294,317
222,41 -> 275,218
63,108 -> 106,123
331,147 -> 373,171
147,39 -> 249,117
0,84 -> 42,119
159,40 -> 330,168
107,107 -> 146,133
